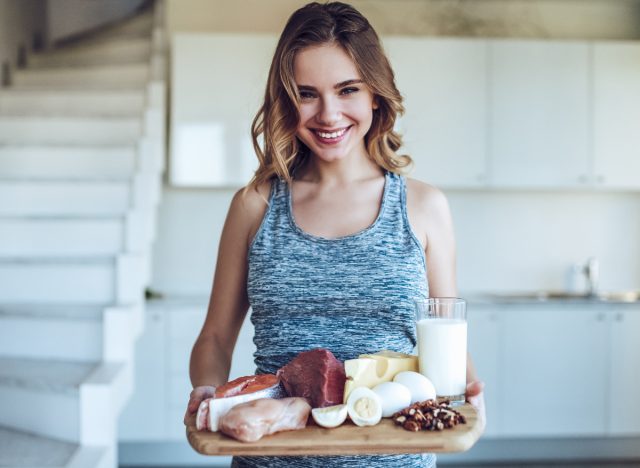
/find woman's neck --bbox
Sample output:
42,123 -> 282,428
295,152 -> 383,186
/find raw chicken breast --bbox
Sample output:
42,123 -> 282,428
219,397 -> 311,442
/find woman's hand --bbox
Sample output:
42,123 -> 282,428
184,385 -> 216,427
465,380 -> 486,431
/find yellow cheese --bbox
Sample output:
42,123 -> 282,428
343,350 -> 418,402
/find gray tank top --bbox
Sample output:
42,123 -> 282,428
235,171 -> 435,468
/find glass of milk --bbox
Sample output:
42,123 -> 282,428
415,298 -> 467,404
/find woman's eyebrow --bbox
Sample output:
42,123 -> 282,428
333,79 -> 363,89
296,79 -> 364,91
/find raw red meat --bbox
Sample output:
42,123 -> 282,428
276,348 -> 346,408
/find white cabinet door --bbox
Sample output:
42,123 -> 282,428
608,307 -> 640,434
593,43 -> 640,190
501,306 -> 608,436
467,305 -> 502,437
385,38 -> 488,188
489,40 -> 590,188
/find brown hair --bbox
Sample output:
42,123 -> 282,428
248,1 -> 410,190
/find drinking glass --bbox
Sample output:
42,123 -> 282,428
414,297 -> 467,404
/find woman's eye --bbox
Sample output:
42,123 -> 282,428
299,91 -> 315,100
341,87 -> 359,95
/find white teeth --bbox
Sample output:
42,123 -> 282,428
316,128 -> 347,139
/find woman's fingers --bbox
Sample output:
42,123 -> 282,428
465,380 -> 484,398
184,385 -> 216,426
465,380 -> 487,431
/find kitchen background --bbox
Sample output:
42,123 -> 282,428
1,0 -> 639,467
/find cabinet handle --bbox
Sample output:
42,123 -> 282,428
597,175 -> 605,184
615,313 -> 623,322
578,175 -> 588,183
477,174 -> 486,182
596,313 -> 606,322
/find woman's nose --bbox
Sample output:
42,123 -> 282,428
316,96 -> 341,126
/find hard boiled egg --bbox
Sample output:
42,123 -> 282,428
346,386 -> 382,426
311,404 -> 348,428
393,371 -> 436,404
372,381 -> 412,417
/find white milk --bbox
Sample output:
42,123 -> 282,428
417,318 -> 467,398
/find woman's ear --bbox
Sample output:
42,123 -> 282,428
372,98 -> 379,110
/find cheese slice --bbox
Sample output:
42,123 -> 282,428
343,350 -> 418,402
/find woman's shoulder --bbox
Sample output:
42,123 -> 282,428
228,181 -> 273,247
404,177 -> 450,216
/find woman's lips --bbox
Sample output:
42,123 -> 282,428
312,126 -> 351,145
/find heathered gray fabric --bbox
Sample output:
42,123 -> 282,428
235,171 -> 434,468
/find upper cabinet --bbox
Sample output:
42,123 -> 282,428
489,40 -> 590,188
592,42 -> 640,190
168,35 -> 640,191
385,38 -> 488,188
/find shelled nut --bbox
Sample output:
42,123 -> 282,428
392,399 -> 466,432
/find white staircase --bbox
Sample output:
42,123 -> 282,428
0,1 -> 166,467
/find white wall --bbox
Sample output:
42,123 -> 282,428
151,188 -> 640,298
46,0 -> 145,43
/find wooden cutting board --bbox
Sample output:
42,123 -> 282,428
187,403 -> 482,456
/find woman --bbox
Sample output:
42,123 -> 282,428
185,2 -> 485,466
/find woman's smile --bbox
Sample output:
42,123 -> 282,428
312,125 -> 352,145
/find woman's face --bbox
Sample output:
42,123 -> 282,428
293,43 -> 377,165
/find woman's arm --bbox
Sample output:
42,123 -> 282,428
185,184 -> 270,424
406,179 -> 485,426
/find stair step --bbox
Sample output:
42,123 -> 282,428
29,39 -> 151,68
12,63 -> 149,88
0,304 -> 103,362
0,115 -> 141,145
0,358 -> 129,444
0,217 -> 125,257
0,357 -> 97,395
0,258 -> 116,304
0,256 -> 145,304
0,144 -> 137,179
0,180 -> 130,216
0,89 -> 145,117
0,426 -> 78,467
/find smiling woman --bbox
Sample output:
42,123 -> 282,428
184,2 -> 484,468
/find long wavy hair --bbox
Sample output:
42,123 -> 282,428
248,1 -> 410,190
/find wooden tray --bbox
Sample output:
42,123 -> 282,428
187,403 -> 482,456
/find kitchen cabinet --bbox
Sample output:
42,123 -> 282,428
373,38 -> 489,188
500,305 -> 608,437
592,42 -> 640,190
467,306 -> 502,437
489,40 -> 590,188
608,307 -> 640,434
119,298 -> 257,441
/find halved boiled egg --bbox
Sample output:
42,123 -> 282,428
311,404 -> 348,428
346,386 -> 382,426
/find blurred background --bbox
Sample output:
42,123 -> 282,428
1,0 -> 639,467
